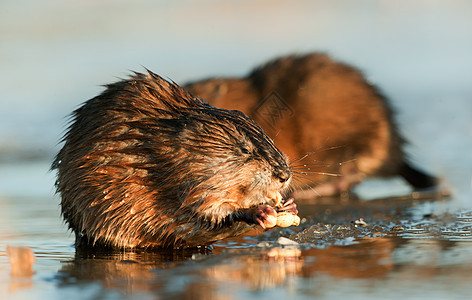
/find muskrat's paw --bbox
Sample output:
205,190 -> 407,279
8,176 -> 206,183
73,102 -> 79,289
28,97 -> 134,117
274,198 -> 300,227
278,198 -> 298,215
266,190 -> 283,207
255,204 -> 277,229
254,201 -> 300,229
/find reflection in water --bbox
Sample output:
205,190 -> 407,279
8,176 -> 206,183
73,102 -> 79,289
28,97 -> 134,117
203,245 -> 303,291
54,230 -> 472,298
7,246 -> 35,278
58,247 -> 209,295
301,237 -> 395,279
57,243 -> 304,297
6,246 -> 35,292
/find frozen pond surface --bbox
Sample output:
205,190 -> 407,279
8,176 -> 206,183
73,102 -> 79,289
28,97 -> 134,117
1,0 -> 471,299
1,189 -> 470,300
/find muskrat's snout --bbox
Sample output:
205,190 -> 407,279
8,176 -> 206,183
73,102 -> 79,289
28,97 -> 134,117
274,168 -> 292,184
269,164 -> 292,195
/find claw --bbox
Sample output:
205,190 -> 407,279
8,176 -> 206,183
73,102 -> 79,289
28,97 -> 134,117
279,198 -> 298,215
257,219 -> 266,229
254,204 -> 277,228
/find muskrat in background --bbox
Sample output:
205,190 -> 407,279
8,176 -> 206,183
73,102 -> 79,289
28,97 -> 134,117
185,53 -> 438,197
52,71 -> 297,249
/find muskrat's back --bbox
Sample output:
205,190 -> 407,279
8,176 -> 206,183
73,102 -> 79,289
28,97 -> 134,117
185,53 -> 438,196
52,71 -> 295,249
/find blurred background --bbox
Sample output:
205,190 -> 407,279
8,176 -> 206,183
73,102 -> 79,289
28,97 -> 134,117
0,0 -> 471,206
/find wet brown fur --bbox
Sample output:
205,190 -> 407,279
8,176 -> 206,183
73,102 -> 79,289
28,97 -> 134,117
185,53 -> 437,196
52,71 -> 292,249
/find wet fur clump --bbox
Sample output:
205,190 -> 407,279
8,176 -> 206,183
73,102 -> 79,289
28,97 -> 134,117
185,53 -> 438,197
52,71 -> 292,249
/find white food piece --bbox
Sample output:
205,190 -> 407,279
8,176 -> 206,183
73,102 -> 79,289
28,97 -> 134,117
276,212 -> 300,227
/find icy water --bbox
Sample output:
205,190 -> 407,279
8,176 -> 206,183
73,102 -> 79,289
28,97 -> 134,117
1,1 -> 472,299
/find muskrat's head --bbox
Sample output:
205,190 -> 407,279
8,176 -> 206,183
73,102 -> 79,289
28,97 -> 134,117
52,71 -> 292,248
181,98 -> 293,218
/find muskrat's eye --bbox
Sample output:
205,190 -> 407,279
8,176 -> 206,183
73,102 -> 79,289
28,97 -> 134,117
240,147 -> 250,155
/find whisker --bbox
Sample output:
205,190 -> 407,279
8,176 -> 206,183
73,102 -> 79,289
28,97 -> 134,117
291,173 -> 319,186
291,158 -> 334,165
289,145 -> 325,166
292,170 -> 341,177
289,140 -> 351,166
290,177 -> 321,197
288,137 -> 346,165
282,183 -> 295,197
338,158 -> 357,165
318,145 -> 346,151
272,130 -> 281,143
287,184 -> 295,194
291,158 -> 358,170
290,162 -> 334,168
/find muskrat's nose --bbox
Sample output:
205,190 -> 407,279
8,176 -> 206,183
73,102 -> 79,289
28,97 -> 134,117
275,169 -> 292,183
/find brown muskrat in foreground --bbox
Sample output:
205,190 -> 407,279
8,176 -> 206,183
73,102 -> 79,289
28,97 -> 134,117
52,71 -> 298,249
185,53 -> 438,198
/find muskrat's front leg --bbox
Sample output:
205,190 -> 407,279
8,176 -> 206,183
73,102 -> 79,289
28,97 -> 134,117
231,204 -> 278,229
231,199 -> 298,229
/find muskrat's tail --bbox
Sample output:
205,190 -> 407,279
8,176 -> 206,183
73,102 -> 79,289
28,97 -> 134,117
399,162 -> 439,189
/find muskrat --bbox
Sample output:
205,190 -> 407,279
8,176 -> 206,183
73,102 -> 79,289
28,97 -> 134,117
185,53 -> 438,197
52,71 -> 297,249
